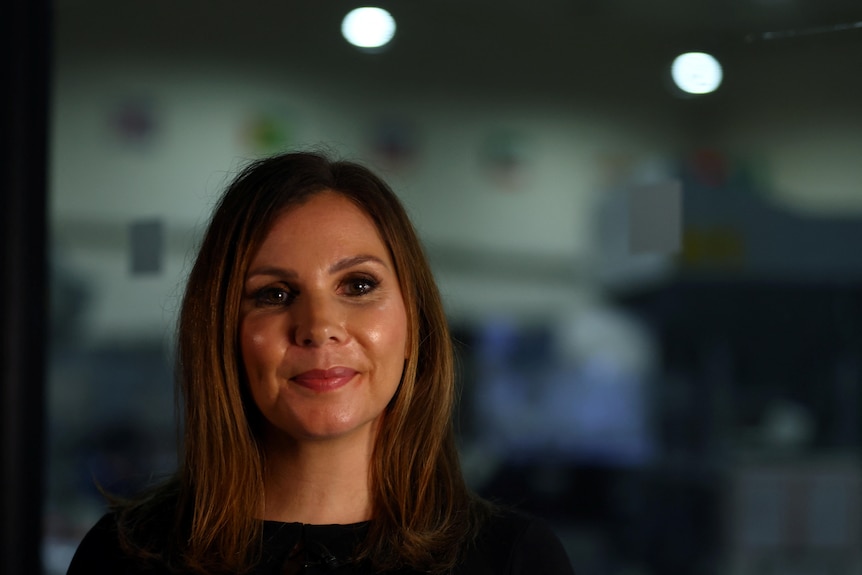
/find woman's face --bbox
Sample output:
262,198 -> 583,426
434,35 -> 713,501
240,191 -> 409,444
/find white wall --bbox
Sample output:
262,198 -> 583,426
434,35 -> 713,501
50,8 -> 862,343
51,52 -> 685,342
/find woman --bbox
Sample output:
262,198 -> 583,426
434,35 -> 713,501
68,151 -> 574,574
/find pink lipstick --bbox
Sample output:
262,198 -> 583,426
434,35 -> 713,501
291,367 -> 357,392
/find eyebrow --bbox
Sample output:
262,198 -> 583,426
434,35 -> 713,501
328,254 -> 388,274
246,254 -> 388,280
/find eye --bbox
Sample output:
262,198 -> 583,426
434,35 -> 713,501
342,276 -> 379,297
253,286 -> 296,307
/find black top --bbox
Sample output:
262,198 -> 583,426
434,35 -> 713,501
67,509 -> 575,574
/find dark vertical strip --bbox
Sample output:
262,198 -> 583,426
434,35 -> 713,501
0,0 -> 51,574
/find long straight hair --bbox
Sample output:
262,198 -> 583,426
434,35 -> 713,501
116,152 -> 486,573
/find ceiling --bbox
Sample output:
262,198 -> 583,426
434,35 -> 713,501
54,1 -> 860,92
56,0 -> 862,63
55,1 -> 862,112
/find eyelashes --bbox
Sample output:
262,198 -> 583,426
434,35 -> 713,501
250,274 -> 381,308
252,286 -> 297,307
342,275 -> 379,297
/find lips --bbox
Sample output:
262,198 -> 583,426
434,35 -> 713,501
291,367 -> 358,392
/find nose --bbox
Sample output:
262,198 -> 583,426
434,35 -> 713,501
291,293 -> 346,347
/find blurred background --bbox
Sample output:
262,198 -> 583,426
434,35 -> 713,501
42,1 -> 862,574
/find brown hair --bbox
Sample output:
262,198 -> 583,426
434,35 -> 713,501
116,151 -> 487,573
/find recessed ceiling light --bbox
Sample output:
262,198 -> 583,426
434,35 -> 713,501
671,52 -> 723,95
341,7 -> 396,50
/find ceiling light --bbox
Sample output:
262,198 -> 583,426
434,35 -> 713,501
671,52 -> 723,95
341,7 -> 396,50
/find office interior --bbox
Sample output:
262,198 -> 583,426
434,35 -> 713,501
33,1 -> 862,574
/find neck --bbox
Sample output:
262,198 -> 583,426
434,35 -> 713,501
259,428 -> 376,525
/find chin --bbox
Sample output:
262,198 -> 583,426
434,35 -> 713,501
277,415 -> 380,444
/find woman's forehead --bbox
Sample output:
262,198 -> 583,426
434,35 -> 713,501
250,191 -> 393,271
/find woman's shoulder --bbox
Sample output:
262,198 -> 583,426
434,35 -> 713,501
458,507 -> 575,575
67,512 -> 138,574
67,507 -> 175,575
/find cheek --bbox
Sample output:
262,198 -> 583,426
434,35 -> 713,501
239,321 -> 256,362
368,303 -> 409,359
240,319 -> 286,409
248,331 -> 269,353
240,317 -> 285,376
